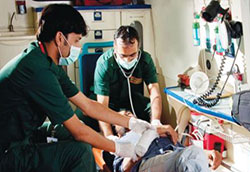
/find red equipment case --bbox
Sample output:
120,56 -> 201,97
74,0 -> 132,6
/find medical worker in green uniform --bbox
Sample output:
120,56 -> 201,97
94,26 -> 163,137
0,4 -> 151,172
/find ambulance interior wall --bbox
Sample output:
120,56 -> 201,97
0,0 -> 71,69
145,0 -> 199,126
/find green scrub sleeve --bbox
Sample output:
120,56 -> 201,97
94,58 -> 110,96
143,54 -> 158,85
58,67 -> 79,98
25,69 -> 74,125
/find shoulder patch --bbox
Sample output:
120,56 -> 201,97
130,76 -> 142,84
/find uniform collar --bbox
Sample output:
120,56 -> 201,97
110,48 -> 119,69
34,41 -> 59,74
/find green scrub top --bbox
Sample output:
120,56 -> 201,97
94,48 -> 158,106
0,41 -> 79,151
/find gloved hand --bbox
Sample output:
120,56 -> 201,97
129,117 -> 152,134
106,135 -> 119,141
151,119 -> 162,126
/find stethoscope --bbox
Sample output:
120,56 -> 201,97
38,41 -> 58,141
114,50 -> 142,118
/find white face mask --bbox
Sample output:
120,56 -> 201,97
115,50 -> 141,70
58,34 -> 81,66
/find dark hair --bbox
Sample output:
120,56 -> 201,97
114,26 -> 140,45
36,4 -> 87,42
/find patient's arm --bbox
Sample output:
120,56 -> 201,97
122,157 -> 138,172
204,149 -> 222,170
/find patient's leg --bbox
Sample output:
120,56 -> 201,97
138,150 -> 174,172
175,146 -> 210,172
139,146 -> 209,172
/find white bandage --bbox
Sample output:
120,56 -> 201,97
114,139 -> 135,158
135,129 -> 159,157
117,131 -> 141,160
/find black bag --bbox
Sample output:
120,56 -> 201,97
232,90 -> 250,131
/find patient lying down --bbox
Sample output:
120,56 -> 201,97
110,115 -> 222,172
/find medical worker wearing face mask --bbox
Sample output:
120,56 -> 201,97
0,5 -> 151,171
94,26 -> 163,138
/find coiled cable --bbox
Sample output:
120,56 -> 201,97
193,37 -> 241,107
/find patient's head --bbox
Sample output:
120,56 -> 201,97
115,110 -> 134,137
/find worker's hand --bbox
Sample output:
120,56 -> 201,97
114,139 -> 136,158
155,125 -> 178,145
106,135 -> 119,141
128,117 -> 152,134
207,150 -> 222,170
